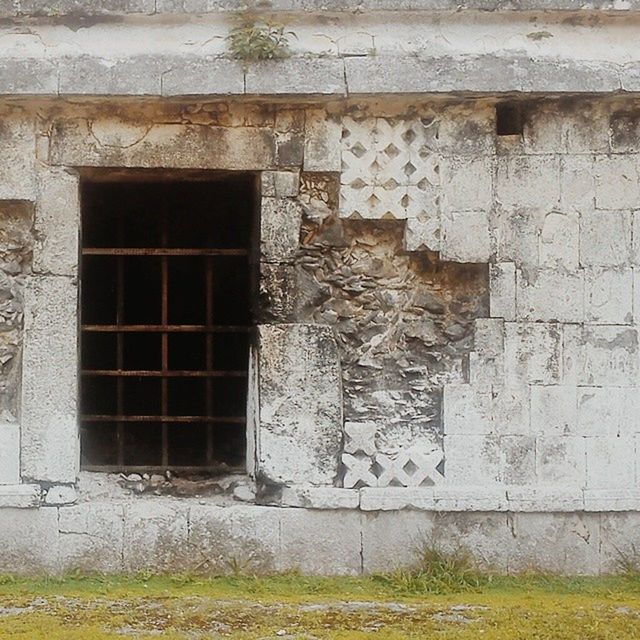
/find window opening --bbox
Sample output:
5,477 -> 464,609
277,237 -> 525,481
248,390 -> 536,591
496,102 -> 524,136
80,176 -> 256,473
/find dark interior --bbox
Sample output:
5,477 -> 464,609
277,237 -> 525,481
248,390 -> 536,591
80,175 -> 256,472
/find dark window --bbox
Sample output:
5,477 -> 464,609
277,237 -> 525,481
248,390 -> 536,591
80,175 -> 257,473
496,102 -> 524,137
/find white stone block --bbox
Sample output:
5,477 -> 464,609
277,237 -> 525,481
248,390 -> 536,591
586,436 -> 635,488
496,155 -> 560,210
506,486 -> 583,512
260,197 -> 303,262
343,421 -> 377,456
443,435 -> 501,485
633,212 -> 640,266
258,324 -> 343,486
584,267 -> 633,324
594,155 -> 640,210
530,385 -> 578,436
0,423 -> 19,484
536,436 -> 586,486
489,262 -> 516,320
304,109 -> 341,172
584,489 -> 640,511
577,386 -> 640,437
563,104 -> 610,154
441,156 -> 493,212
278,486 -> 360,510
0,114 -> 36,200
360,487 -> 436,511
538,210 -> 579,269
504,322 -> 562,384
492,385 -> 530,435
44,485 -> 77,505
561,323 -> 583,386
33,168 -> 79,276
443,384 -> 492,435
579,210 -> 632,267
441,210 -> 492,263
469,318 -> 504,388
21,276 -> 79,484
580,325 -> 639,386
432,486 -> 508,511
0,484 -> 40,508
516,268 -> 584,323
261,170 -> 300,198
403,214 -> 441,252
501,435 -> 536,485
560,156 -> 595,211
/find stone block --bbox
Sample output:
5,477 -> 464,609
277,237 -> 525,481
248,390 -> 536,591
492,385 -> 530,435
123,500 -> 189,572
441,156 -> 493,212
58,502 -> 124,573
432,486 -> 508,511
21,276 -> 79,484
489,263 -> 516,320
343,421 -> 377,456
33,168 -> 79,277
633,211 -> 640,266
279,509 -> 362,575
561,323 -> 582,386
584,267 -> 633,324
257,324 -> 343,486
50,118 -> 277,170
438,106 -> 495,155
443,384 -> 492,435
496,155 -> 560,210
562,103 -> 610,154
538,210 -> 579,269
560,156 -> 595,210
260,197 -> 303,262
161,56 -> 244,96
0,423 -> 19,485
469,318 -> 504,387
245,58 -> 346,95
360,487 -> 436,511
504,321 -> 562,384
403,215 -> 441,252
584,489 -> 640,512
443,435 -> 501,485
594,155 -> 640,209
579,325 -> 639,386
0,508 -> 60,574
536,436 -> 586,486
0,114 -> 36,200
506,486 -> 583,512
516,268 -> 584,323
586,436 -> 635,488
577,386 -> 639,437
59,55 -> 164,96
522,106 -> 562,154
259,263 -> 297,322
530,385 -> 578,436
579,210 -> 632,268
501,435 -> 536,485
0,484 -> 40,508
0,58 -> 58,96
361,510 -> 435,573
44,485 -> 77,505
510,513 -> 600,574
278,487 -> 360,509
188,505 -> 280,574
304,109 -> 341,172
441,211 -> 492,263
601,512 -> 640,573
260,171 -> 300,198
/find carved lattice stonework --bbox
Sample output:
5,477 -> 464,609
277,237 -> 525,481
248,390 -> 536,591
339,116 -> 440,219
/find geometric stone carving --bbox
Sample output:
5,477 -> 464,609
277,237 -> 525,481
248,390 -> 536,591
374,447 -> 445,487
340,116 -> 440,219
342,453 -> 377,489
343,421 -> 377,456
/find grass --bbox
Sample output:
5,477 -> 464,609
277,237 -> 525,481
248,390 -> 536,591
2,548 -> 640,639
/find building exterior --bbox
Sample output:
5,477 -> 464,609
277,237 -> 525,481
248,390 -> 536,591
1,0 -> 640,574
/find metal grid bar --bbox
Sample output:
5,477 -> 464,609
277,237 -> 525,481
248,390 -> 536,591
80,182 -> 251,473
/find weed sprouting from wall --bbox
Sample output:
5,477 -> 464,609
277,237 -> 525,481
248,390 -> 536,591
227,19 -> 295,64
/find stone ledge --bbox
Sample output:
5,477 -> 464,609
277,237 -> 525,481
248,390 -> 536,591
0,485 -> 41,508
4,0 -> 640,17
0,54 -> 635,98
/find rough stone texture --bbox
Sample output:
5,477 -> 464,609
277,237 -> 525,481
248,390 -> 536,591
0,424 -> 20,485
21,276 -> 79,484
257,324 -> 343,486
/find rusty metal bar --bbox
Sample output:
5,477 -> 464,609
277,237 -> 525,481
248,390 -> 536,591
205,256 -> 214,466
82,415 -> 246,424
82,324 -> 249,333
83,248 -> 247,256
82,369 -> 247,377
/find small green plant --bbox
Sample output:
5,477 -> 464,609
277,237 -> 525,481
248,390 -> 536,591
227,19 -> 295,64
373,539 -> 488,594
613,543 -> 640,577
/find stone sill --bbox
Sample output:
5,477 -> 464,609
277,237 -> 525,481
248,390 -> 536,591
0,485 -> 41,508
4,0 -> 640,18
